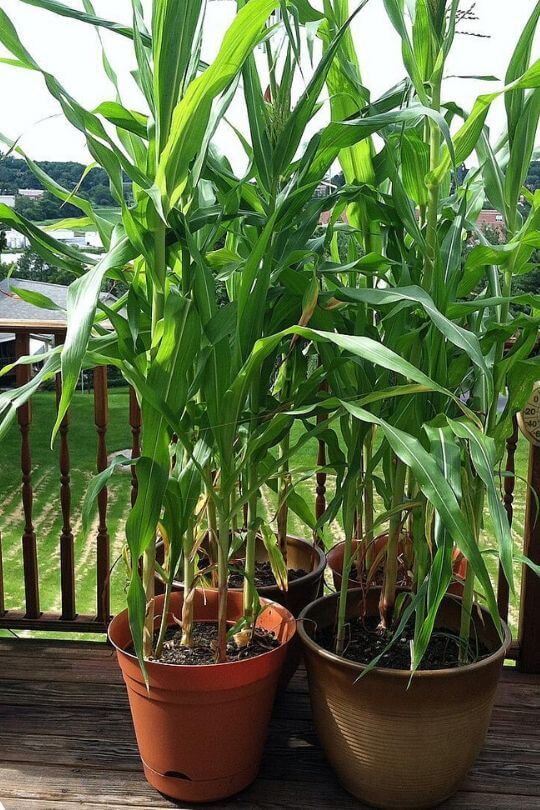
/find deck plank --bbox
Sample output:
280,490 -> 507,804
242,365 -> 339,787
0,640 -> 539,809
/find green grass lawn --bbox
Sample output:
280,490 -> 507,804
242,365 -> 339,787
0,388 -> 529,638
38,207 -> 121,230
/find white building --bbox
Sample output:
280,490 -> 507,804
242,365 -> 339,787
85,231 -> 103,248
52,229 -> 85,247
18,188 -> 45,199
4,230 -> 29,249
0,194 -> 15,208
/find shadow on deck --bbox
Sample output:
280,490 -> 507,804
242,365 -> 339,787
0,639 -> 538,809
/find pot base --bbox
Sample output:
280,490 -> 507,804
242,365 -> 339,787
142,758 -> 256,804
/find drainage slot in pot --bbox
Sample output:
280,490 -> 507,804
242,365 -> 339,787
163,771 -> 192,781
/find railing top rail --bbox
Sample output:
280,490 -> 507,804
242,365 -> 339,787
0,320 -> 67,333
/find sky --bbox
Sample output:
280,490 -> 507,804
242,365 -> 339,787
0,0 -> 538,172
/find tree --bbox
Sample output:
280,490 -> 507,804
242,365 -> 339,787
10,249 -> 74,285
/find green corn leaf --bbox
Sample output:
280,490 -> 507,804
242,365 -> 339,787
156,0 -> 279,210
81,452 -> 132,538
53,233 -> 136,442
0,131 -> 113,244
152,0 -> 205,153
242,54 -> 272,191
504,1 -> 540,144
302,104 -> 453,191
504,89 -> 540,225
45,217 -> 94,231
260,523 -> 288,591
10,287 -> 64,312
94,102 -> 149,138
341,401 -> 502,640
447,418 -> 514,595
383,0 -> 429,103
329,285 -> 492,397
401,131 -> 429,207
0,204 -> 88,273
18,0 -> 151,45
429,60 -> 540,186
273,0 -> 370,178
130,0 -> 154,111
0,8 -> 38,69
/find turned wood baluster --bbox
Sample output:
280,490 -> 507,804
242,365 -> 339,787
0,531 -> 5,616
315,377 -> 328,549
498,415 -> 518,623
316,432 -> 327,524
316,420 -> 327,555
16,332 -> 39,619
94,366 -> 110,624
129,387 -> 141,508
55,333 -> 76,621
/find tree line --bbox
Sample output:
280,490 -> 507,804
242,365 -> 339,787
0,154 -> 115,221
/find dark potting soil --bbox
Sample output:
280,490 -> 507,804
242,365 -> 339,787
316,616 -> 491,670
349,560 -> 410,589
142,622 -> 280,666
228,560 -> 308,589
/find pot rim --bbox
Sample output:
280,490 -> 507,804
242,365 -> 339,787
155,533 -> 326,594
297,589 -> 511,679
108,592 -> 296,672
327,535 -> 463,564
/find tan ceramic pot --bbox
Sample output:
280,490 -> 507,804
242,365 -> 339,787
298,588 -> 510,809
109,590 -> 296,804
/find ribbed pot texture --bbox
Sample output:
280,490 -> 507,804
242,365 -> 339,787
298,588 -> 510,809
109,590 -> 296,803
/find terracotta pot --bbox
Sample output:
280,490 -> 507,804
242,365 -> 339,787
109,590 -> 296,804
328,534 -> 467,597
298,588 -> 510,809
327,534 -> 412,592
155,533 -> 326,617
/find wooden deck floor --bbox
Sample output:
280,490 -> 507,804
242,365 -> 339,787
0,639 -> 539,809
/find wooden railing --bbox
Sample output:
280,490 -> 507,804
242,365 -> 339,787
0,323 -> 141,633
1,324 -> 539,673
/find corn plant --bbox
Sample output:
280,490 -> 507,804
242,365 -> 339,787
0,0 -> 396,669
318,0 -> 540,667
0,0 -> 299,670
1,0 -> 538,679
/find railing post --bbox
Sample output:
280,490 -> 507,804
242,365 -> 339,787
0,531 -> 5,617
518,439 -> 540,672
498,415 -> 518,624
94,366 -> 110,624
129,387 -> 141,507
55,332 -> 76,621
16,331 -> 39,619
315,379 -> 328,547
316,433 -> 327,523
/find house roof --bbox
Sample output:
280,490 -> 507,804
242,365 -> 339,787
0,277 -> 68,327
477,210 -> 506,229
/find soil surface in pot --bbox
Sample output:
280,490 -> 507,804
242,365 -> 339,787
316,616 -> 490,670
136,623 -> 280,666
348,559 -> 410,589
228,560 -> 308,589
